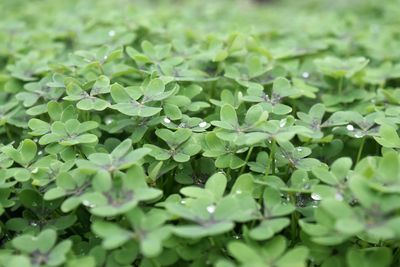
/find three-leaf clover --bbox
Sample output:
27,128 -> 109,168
145,128 -> 201,162
39,119 -> 98,146
10,229 -> 72,267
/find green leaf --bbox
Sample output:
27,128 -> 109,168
220,104 -> 238,128
205,173 -> 227,200
92,221 -> 132,249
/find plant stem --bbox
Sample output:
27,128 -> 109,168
356,138 -> 366,164
392,247 -> 400,265
226,168 -> 231,180
338,76 -> 344,94
289,192 -> 298,245
239,146 -> 253,175
6,126 -> 12,140
265,139 -> 276,175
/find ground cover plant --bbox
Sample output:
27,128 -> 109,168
1,0 -> 400,266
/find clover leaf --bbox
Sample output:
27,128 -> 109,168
276,141 -> 321,171
201,132 -> 246,169
76,139 -> 150,175
228,236 -> 309,267
211,104 -> 268,146
10,229 -> 71,266
249,187 -> 295,240
39,119 -> 98,146
64,76 -> 111,111
166,173 -> 259,238
80,166 -> 162,217
92,208 -> 171,257
110,78 -> 176,117
242,78 -> 293,115
145,128 -> 201,162
314,56 -> 369,78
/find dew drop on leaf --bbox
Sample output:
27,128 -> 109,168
163,117 -> 171,124
83,200 -> 95,208
311,192 -> 322,201
354,132 -> 363,138
206,205 -> 216,214
199,121 -> 207,128
105,118 -> 113,125
302,72 -> 310,78
346,124 -> 354,131
108,30 -> 116,37
280,118 -> 287,128
335,192 -> 344,201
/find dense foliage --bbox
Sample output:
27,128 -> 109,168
1,0 -> 400,266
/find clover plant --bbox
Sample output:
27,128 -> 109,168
1,0 -> 400,266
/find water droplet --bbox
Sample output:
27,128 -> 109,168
163,117 -> 171,124
233,235 -> 240,239
38,150 -> 43,156
199,121 -> 207,128
280,118 -> 287,128
30,222 -> 38,227
31,167 -> 39,174
33,138 -> 38,142
311,192 -> 322,201
178,122 -> 186,128
302,72 -> 310,78
83,200 -> 95,208
335,192 -> 344,201
346,124 -> 354,131
235,190 -> 242,194
354,132 -> 363,138
296,147 -> 303,152
180,200 -> 186,204
105,118 -> 113,125
206,205 -> 216,214
108,30 -> 116,37
103,55 -> 108,61
236,147 -> 248,153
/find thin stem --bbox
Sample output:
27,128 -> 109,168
6,126 -> 12,140
392,247 -> 400,265
356,138 -> 366,164
289,192 -> 298,246
239,146 -> 253,175
265,139 -> 276,175
226,168 -> 231,180
338,76 -> 344,94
